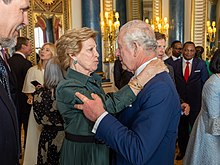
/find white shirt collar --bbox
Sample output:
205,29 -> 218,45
134,57 -> 157,77
172,55 -> 181,61
183,57 -> 193,64
15,51 -> 26,59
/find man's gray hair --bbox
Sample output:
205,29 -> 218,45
2,0 -> 12,4
120,20 -> 157,51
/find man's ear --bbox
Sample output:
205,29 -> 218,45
133,41 -> 139,57
21,44 -> 26,49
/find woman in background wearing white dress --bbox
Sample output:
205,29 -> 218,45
22,43 -> 56,165
184,49 -> 220,165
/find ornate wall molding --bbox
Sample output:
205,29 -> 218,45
191,0 -> 207,57
126,0 -> 142,21
21,0 -> 71,64
153,0 -> 162,19
127,0 -> 162,22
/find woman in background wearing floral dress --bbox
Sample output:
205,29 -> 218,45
23,43 -> 56,165
33,58 -> 64,165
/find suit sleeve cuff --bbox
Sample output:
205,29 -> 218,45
92,111 -> 109,133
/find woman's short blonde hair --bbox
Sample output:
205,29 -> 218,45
56,27 -> 97,70
38,42 -> 56,70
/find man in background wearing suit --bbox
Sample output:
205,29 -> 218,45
165,40 -> 182,66
0,0 -> 29,164
75,20 -> 181,165
114,57 -> 134,89
173,41 -> 209,160
155,32 -> 190,116
8,37 -> 33,152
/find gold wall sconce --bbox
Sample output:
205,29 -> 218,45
145,16 -> 169,37
206,20 -> 216,43
100,11 -> 120,62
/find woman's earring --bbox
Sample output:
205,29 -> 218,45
73,59 -> 78,65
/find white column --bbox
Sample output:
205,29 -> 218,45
71,0 -> 82,28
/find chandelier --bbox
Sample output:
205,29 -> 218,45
100,11 -> 120,62
145,17 -> 169,37
206,20 -> 216,43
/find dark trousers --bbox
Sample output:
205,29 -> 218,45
177,111 -> 200,155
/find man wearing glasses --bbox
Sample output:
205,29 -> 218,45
165,40 -> 182,66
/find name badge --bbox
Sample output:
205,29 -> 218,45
194,70 -> 201,73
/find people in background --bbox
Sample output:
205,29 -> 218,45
155,32 -> 174,80
155,32 -> 169,60
75,20 -> 181,165
165,40 -> 182,66
195,45 -> 204,59
113,57 -> 133,89
155,32 -> 190,116
55,27 -> 167,165
165,46 -> 172,58
23,43 -> 56,165
0,0 -> 29,164
8,37 -> 33,153
33,58 -> 64,165
173,41 -> 209,160
195,45 -> 212,76
184,49 -> 220,165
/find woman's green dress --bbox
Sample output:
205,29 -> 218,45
56,68 -> 136,165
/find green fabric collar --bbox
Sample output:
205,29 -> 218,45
66,68 -> 102,86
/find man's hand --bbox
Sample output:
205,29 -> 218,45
74,92 -> 106,122
181,102 -> 190,116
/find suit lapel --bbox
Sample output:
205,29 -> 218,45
0,85 -> 18,135
176,58 -> 185,81
188,58 -> 198,81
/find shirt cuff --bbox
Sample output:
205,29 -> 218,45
92,111 -> 108,133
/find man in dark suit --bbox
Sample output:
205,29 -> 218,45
114,57 -> 133,89
0,0 -> 30,164
165,40 -> 182,66
173,41 -> 209,160
75,20 -> 181,165
0,84 -> 20,165
8,37 -> 32,150
155,32 -> 190,116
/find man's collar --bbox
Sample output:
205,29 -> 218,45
134,57 -> 157,77
183,57 -> 193,64
15,51 -> 26,59
172,55 -> 181,61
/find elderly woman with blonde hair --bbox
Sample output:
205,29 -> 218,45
22,42 -> 56,165
55,27 -> 167,165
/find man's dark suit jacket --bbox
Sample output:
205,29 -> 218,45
8,53 -> 32,115
96,72 -> 181,165
114,58 -> 134,89
165,56 -> 175,66
173,57 -> 209,113
0,84 -> 19,165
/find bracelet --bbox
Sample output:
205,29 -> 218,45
128,77 -> 143,90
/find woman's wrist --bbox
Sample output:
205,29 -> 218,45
128,77 -> 143,90
136,71 -> 155,86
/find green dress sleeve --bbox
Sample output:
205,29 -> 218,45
101,85 -> 136,114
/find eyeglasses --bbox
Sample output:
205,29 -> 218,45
174,48 -> 182,50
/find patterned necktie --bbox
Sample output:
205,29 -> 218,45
1,49 -> 10,70
184,61 -> 190,82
